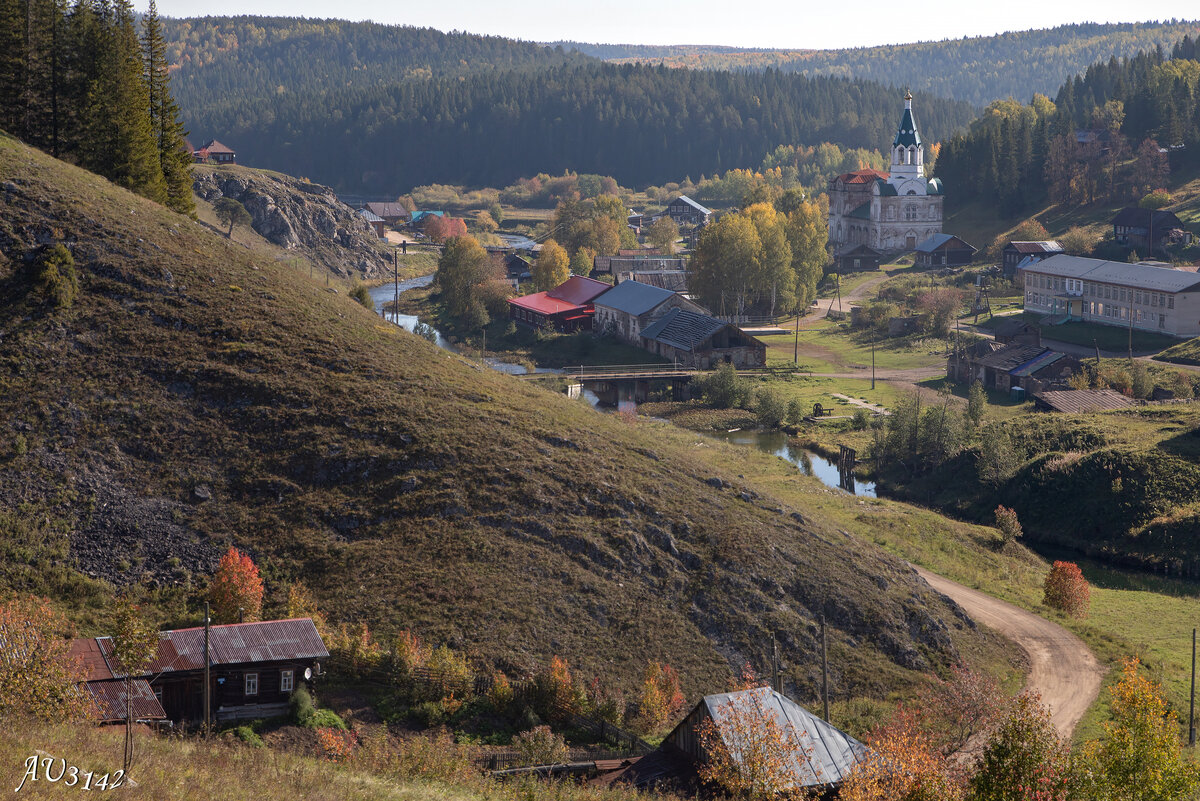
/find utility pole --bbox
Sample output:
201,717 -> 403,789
772,634 -> 780,694
820,615 -> 829,723
1128,298 -> 1135,364
794,305 -> 801,364
203,602 -> 211,737
393,249 -> 399,323
1190,628 -> 1196,747
1094,338 -> 1102,367
871,340 -> 876,390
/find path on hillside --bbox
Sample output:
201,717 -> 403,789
913,566 -> 1104,738
798,270 -> 896,328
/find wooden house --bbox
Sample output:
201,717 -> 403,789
72,618 -> 328,725
638,308 -> 765,368
991,316 -> 1041,345
1111,207 -> 1190,255
947,342 -> 1077,393
1002,241 -> 1062,279
194,139 -> 237,164
508,276 -> 610,332
836,243 -> 882,273
914,233 -> 976,267
68,637 -> 167,724
364,202 -> 410,226
1034,389 -> 1136,413
592,280 -> 704,345
593,253 -> 685,277
356,208 -> 386,239
612,687 -> 868,794
665,196 -> 712,227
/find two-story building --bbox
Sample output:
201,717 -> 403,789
1020,254 -> 1200,338
593,280 -> 704,345
1001,241 -> 1062,279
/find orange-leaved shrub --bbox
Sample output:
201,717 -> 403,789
635,661 -> 685,734
841,704 -> 962,801
1043,561 -> 1089,618
316,726 -> 358,762
0,596 -> 94,724
208,546 -> 264,623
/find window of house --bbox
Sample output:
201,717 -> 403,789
1152,294 -> 1158,307
1160,314 -> 1166,328
1169,296 -> 1175,309
245,673 -> 258,696
281,670 -> 294,693
1161,294 -> 1168,308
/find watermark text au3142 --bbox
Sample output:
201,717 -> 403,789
14,755 -> 124,792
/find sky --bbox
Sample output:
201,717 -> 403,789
148,0 -> 1199,49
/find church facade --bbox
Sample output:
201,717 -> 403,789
827,92 -> 943,257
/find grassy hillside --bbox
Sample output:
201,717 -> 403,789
0,132 -> 1010,702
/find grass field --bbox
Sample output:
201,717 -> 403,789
1156,337 -> 1200,367
760,320 -> 950,372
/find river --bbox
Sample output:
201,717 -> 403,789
708,430 -> 877,497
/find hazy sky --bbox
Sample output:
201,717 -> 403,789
150,0 -> 1197,49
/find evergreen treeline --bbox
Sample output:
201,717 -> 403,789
163,16 -> 590,136
176,59 -> 974,194
558,21 -> 1200,107
933,37 -> 1200,217
0,0 -> 194,214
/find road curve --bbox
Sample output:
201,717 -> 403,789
913,566 -> 1105,738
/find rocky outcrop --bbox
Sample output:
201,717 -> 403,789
193,166 -> 391,280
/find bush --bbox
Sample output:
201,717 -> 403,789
33,244 -> 78,309
309,708 -> 348,730
488,672 -> 514,710
697,363 -> 752,409
351,283 -> 373,309
754,386 -> 787,428
967,381 -> 987,426
513,725 -> 568,766
411,700 -> 446,727
233,725 -> 265,748
851,408 -> 870,430
1043,561 -> 1089,618
785,398 -> 805,426
289,686 -> 316,726
994,505 -> 1023,545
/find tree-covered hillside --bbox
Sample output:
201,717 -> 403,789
558,21 -> 1200,107
174,50 -> 975,194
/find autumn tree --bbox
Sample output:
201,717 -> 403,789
286,581 -> 329,639
208,546 -> 264,623
919,663 -> 1006,756
424,215 -> 468,243
783,196 -> 829,311
645,215 -> 679,254
435,234 -> 494,327
967,381 -> 987,427
533,239 -> 570,291
634,661 -> 685,734
1043,561 -> 1089,618
0,596 -> 93,723
994,506 -> 1023,546
110,597 -> 159,773
1131,139 -> 1170,200
570,245 -> 596,276
841,704 -> 962,801
969,691 -> 1069,801
698,686 -> 819,800
1072,658 -> 1200,801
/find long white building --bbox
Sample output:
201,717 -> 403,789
1021,254 -> 1200,338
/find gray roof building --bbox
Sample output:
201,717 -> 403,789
594,279 -> 678,316
1023,254 -> 1200,293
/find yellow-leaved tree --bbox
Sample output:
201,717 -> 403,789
0,596 -> 94,724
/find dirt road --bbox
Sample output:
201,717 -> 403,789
914,566 -> 1104,738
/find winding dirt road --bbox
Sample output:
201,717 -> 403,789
914,566 -> 1105,738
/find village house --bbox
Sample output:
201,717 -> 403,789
828,91 -> 944,256
614,269 -> 689,293
364,202 -> 410,226
193,139 -> 236,165
1002,241 -> 1062,279
69,637 -> 167,725
1020,254 -> 1200,337
1034,388 -> 1137,413
407,210 -> 445,232
665,196 -> 713,227
356,207 -> 386,239
508,275 -> 610,332
612,686 -> 868,794
71,618 -> 328,725
913,233 -> 976,267
991,316 -> 1041,346
836,243 -> 883,274
489,250 -> 532,287
592,280 -> 704,345
638,308 -> 766,368
948,341 -> 1079,394
593,250 -> 686,278
1111,207 -> 1190,255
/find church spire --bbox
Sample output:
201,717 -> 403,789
893,90 -> 921,148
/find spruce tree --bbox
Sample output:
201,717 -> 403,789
142,0 -> 194,215
0,0 -> 24,135
106,0 -> 165,201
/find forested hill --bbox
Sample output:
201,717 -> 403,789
164,17 -> 587,127
556,21 -> 1200,107
174,53 -> 975,194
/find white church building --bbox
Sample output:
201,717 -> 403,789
827,91 -> 944,256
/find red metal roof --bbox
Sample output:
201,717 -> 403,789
69,636 -> 115,681
834,168 -> 889,184
198,139 -> 235,155
547,276 -> 611,305
86,679 -> 166,722
97,618 -> 328,675
508,292 -> 582,315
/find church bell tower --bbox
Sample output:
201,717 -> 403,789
888,91 -> 927,195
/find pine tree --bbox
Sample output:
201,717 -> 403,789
105,0 -> 164,201
142,0 -> 193,215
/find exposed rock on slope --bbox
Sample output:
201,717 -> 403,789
193,165 -> 391,279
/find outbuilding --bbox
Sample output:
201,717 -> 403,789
914,233 -> 976,267
638,308 -> 765,368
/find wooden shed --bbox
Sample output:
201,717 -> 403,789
638,308 -> 765,368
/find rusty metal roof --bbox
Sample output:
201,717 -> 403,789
69,636 -> 115,681
1034,389 -> 1137,413
97,618 -> 328,676
85,679 -> 166,723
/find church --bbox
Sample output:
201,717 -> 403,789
827,92 -> 944,257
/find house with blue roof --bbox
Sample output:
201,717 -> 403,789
593,279 -> 704,345
828,91 -> 944,256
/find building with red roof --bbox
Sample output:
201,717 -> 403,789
194,139 -> 237,164
508,275 -> 611,333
